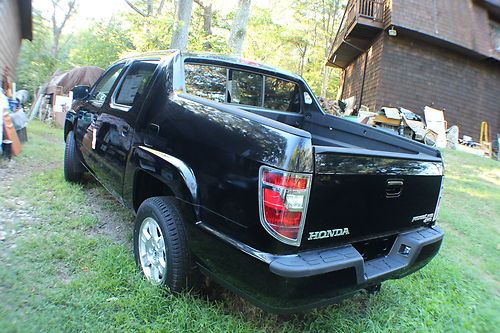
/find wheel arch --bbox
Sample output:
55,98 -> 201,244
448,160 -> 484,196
126,146 -> 200,220
64,112 -> 77,141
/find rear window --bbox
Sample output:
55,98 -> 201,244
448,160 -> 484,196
264,77 -> 300,112
228,70 -> 263,107
185,64 -> 226,103
184,62 -> 301,113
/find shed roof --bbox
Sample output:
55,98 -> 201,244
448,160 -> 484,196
45,66 -> 104,95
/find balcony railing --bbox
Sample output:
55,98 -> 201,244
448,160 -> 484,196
329,0 -> 384,65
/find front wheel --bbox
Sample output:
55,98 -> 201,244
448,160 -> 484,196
64,131 -> 85,182
133,196 -> 192,292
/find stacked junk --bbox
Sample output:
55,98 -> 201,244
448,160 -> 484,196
1,66 -> 103,160
30,66 -> 104,127
320,97 -> 498,160
1,67 -> 29,160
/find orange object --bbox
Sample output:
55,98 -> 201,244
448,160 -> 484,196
2,67 -> 12,98
480,121 -> 492,157
2,112 -> 21,156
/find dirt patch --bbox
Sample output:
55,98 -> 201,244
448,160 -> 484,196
0,157 -> 60,182
83,179 -> 134,248
0,160 -> 44,248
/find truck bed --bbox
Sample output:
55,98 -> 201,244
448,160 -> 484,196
303,110 -> 440,158
234,102 -> 443,250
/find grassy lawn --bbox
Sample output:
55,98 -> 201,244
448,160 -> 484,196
0,121 -> 498,332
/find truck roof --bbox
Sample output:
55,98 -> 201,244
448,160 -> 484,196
115,50 -> 303,82
182,52 -> 302,81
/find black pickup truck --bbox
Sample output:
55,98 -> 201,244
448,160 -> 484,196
64,50 -> 444,313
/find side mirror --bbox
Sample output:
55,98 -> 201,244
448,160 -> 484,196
72,85 -> 90,101
304,92 -> 313,105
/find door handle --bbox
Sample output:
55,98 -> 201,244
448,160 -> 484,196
386,179 -> 404,198
121,125 -> 130,137
147,123 -> 160,135
143,123 -> 160,147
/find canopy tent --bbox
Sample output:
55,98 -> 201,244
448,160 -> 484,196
30,66 -> 104,121
44,66 -> 104,95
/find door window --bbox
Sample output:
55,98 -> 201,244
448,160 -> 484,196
114,61 -> 158,107
89,64 -> 125,107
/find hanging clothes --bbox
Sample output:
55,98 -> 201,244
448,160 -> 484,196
0,88 -> 9,154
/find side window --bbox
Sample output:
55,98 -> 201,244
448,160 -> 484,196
90,64 -> 125,107
490,20 -> 500,53
114,61 -> 158,107
228,70 -> 263,107
185,64 -> 226,103
264,77 -> 300,113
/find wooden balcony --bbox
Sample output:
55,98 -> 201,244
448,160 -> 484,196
327,0 -> 385,68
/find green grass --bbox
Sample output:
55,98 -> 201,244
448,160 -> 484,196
0,121 -> 498,332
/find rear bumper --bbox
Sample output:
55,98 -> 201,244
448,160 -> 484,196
195,224 -> 444,313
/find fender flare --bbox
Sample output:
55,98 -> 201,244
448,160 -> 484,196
64,112 -> 77,141
125,146 -> 200,218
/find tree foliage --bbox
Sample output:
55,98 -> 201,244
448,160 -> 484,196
16,12 -> 70,94
69,20 -> 134,68
17,0 -> 346,99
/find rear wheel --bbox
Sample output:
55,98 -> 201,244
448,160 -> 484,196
64,131 -> 85,182
134,196 -> 192,292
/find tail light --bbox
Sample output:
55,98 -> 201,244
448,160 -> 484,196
258,166 -> 312,246
432,178 -> 444,223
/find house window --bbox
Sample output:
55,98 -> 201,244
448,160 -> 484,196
490,20 -> 500,53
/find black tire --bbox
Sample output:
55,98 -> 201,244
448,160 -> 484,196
134,196 -> 192,292
64,131 -> 85,182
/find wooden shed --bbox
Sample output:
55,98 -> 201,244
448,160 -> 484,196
0,0 -> 32,78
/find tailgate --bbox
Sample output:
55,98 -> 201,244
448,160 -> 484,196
301,146 -> 443,252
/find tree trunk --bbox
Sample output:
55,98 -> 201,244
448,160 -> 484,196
170,0 -> 194,50
51,29 -> 61,58
298,44 -> 308,76
320,0 -> 342,99
50,0 -> 77,58
320,65 -> 331,98
157,0 -> 166,15
194,0 -> 212,49
147,0 -> 153,16
51,1 -> 60,58
202,3 -> 213,35
228,0 -> 252,56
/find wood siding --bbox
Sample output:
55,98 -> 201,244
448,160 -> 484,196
341,33 -> 385,111
0,0 -> 22,78
342,33 -> 500,140
378,34 -> 500,140
390,0 -> 497,59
